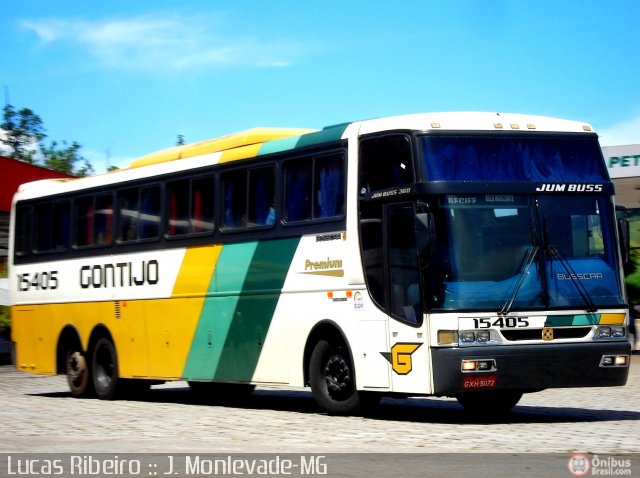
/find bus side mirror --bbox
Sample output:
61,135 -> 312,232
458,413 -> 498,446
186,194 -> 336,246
616,206 -> 631,272
617,217 -> 631,272
415,212 -> 436,261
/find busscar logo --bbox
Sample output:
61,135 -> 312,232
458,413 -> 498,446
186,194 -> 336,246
381,343 -> 422,375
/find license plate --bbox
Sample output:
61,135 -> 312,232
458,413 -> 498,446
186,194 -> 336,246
462,376 -> 497,389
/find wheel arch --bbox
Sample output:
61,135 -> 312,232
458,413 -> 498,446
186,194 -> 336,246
303,320 -> 355,386
55,325 -> 83,374
87,324 -> 114,356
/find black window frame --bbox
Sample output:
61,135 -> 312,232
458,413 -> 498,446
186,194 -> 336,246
73,192 -> 115,250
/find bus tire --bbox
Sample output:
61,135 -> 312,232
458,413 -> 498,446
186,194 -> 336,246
92,337 -> 121,400
309,339 -> 361,415
456,391 -> 523,416
65,349 -> 93,398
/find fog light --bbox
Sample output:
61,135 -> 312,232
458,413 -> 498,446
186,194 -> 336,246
600,355 -> 630,367
461,359 -> 496,372
461,360 -> 477,371
460,331 -> 476,343
615,355 -> 629,366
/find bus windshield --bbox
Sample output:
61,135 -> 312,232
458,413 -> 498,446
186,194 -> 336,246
420,134 -> 609,182
429,194 -> 625,311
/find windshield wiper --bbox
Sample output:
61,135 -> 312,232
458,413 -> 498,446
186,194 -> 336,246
498,246 -> 539,316
547,244 -> 597,313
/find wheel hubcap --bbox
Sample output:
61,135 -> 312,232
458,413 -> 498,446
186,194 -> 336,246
324,354 -> 352,399
67,352 -> 86,388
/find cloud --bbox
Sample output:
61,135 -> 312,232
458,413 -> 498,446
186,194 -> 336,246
21,12 -> 307,72
598,114 -> 640,146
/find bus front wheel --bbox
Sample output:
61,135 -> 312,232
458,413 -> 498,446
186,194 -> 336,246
309,339 -> 362,415
92,337 -> 121,400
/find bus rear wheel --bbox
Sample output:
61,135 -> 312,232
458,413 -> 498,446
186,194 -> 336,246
456,391 -> 523,416
92,337 -> 121,400
309,339 -> 363,415
65,349 -> 93,398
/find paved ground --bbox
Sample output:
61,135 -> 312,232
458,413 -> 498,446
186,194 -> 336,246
0,356 -> 638,456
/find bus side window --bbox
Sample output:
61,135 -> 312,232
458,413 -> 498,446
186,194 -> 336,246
167,176 -> 215,236
248,166 -> 275,226
75,196 -> 94,247
223,170 -> 247,229
94,194 -> 113,245
284,159 -> 312,222
118,188 -> 139,241
140,185 -> 161,240
167,179 -> 191,236
284,153 -> 345,223
15,205 -> 32,256
191,176 -> 214,233
34,202 -> 70,253
315,153 -> 345,219
223,167 -> 274,229
359,135 -> 413,194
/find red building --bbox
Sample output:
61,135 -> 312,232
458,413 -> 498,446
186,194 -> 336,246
0,155 -> 75,270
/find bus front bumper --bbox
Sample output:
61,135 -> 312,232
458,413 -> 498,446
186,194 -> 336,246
431,341 -> 631,396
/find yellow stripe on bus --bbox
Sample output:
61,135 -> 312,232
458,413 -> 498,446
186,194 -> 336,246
172,245 -> 222,297
599,313 -> 626,325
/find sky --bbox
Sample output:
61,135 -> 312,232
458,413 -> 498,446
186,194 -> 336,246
1,1 -> 640,172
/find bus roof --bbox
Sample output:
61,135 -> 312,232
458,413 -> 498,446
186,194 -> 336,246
127,127 -> 316,169
13,112 -> 597,202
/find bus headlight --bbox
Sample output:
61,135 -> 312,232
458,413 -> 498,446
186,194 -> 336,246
476,331 -> 491,343
458,330 -> 496,346
460,331 -> 476,343
594,326 -> 626,340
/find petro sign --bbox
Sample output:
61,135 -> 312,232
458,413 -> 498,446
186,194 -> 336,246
603,144 -> 640,179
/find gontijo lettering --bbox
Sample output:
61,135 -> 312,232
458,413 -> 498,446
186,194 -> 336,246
80,260 -> 159,288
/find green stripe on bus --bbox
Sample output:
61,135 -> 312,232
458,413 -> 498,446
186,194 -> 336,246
213,237 -> 300,382
258,136 -> 304,156
183,238 -> 300,382
295,124 -> 349,149
182,242 -> 257,380
544,314 -> 600,326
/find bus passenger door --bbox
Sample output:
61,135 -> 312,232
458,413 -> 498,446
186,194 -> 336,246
385,203 -> 431,395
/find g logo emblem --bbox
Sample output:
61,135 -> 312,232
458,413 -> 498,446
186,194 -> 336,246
381,343 -> 422,375
542,327 -> 554,341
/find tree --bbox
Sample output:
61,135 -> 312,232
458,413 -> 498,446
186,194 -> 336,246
1,104 -> 46,163
176,134 -> 185,146
1,103 -> 94,176
40,140 -> 95,177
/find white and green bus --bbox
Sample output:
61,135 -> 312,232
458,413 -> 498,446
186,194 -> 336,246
10,112 -> 631,415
